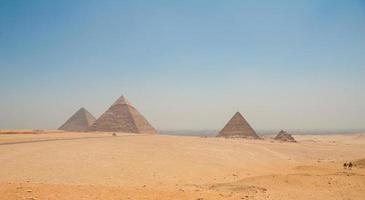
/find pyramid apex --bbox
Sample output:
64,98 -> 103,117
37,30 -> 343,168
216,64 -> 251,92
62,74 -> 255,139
233,111 -> 244,117
74,107 -> 88,114
112,95 -> 132,106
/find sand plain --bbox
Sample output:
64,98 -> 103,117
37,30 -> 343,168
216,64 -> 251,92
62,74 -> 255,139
0,131 -> 364,200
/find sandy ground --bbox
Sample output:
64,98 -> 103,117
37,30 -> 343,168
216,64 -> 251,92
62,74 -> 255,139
0,131 -> 364,200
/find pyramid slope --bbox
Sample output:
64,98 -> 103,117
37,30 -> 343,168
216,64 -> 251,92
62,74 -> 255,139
59,108 -> 96,132
88,96 -> 157,134
274,130 -> 296,142
127,106 -> 157,133
217,112 -> 259,139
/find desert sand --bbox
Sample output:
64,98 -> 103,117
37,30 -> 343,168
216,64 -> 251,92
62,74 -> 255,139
0,131 -> 364,200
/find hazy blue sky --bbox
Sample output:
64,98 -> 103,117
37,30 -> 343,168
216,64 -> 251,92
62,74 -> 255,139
0,0 -> 364,131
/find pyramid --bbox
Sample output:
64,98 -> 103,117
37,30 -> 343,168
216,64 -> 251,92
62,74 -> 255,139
217,112 -> 259,139
88,96 -> 157,134
59,107 -> 96,132
274,130 -> 296,142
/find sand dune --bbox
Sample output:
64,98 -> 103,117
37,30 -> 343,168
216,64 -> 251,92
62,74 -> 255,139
0,131 -> 364,199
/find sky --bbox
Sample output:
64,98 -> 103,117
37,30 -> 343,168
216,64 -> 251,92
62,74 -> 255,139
0,0 -> 364,131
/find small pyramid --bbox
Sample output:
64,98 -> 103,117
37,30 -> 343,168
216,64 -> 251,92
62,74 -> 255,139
88,96 -> 157,134
59,108 -> 96,132
217,112 -> 259,139
274,130 -> 296,142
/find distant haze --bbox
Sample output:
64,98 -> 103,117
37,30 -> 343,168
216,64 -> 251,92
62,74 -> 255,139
0,1 -> 364,131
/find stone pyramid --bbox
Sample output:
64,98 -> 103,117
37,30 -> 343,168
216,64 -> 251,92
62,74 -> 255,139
217,112 -> 259,139
59,107 -> 96,132
88,96 -> 157,134
274,130 -> 296,142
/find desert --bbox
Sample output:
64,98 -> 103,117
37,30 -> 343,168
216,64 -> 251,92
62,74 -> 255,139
1,131 -> 364,200
1,1 -> 364,199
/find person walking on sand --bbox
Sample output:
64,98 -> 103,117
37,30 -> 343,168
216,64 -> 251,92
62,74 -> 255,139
348,162 -> 353,170
343,162 -> 348,169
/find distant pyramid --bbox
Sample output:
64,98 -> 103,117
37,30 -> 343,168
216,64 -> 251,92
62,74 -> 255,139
59,107 -> 96,132
217,112 -> 259,139
274,130 -> 296,142
88,96 -> 157,134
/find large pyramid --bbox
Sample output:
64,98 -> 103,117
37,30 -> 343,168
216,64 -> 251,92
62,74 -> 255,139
59,107 -> 96,132
88,96 -> 157,134
217,112 -> 259,139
